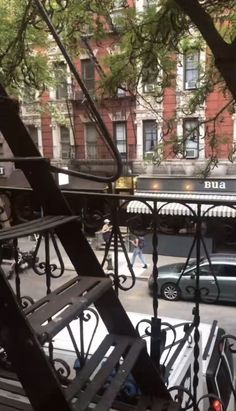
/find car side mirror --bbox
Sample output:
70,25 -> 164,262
190,273 -> 195,280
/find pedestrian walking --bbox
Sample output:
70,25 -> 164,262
101,218 -> 113,270
101,218 -> 112,257
130,235 -> 147,268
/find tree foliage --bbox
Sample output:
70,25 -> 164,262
0,0 -> 236,163
1,0 -> 235,98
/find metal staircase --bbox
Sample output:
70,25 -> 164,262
0,91 -> 179,410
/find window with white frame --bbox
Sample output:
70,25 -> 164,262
81,59 -> 95,93
114,122 -> 127,158
86,123 -> 98,159
117,87 -> 126,97
142,67 -> 157,93
143,120 -> 158,154
54,62 -> 68,99
110,0 -> 126,25
184,51 -> 200,90
143,0 -> 156,9
27,125 -> 38,148
22,88 -> 37,103
60,126 -> 71,159
183,118 -> 199,159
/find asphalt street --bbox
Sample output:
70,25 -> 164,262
4,236 -> 236,337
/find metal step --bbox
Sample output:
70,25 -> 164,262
0,367 -> 179,411
136,397 -> 179,411
0,379 -> 32,410
0,216 -> 79,241
67,334 -> 146,411
25,276 -> 112,344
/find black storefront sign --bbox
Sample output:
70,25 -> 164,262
136,177 -> 236,194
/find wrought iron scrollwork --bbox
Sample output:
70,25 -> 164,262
21,295 -> 35,309
78,307 -> 100,364
52,358 -> 71,385
33,232 -> 65,278
168,385 -> 194,411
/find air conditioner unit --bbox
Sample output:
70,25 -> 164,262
143,83 -> 155,93
185,80 -> 197,90
185,148 -> 198,159
117,87 -> 126,97
113,111 -> 126,121
61,151 -> 70,159
67,90 -> 74,100
69,90 -> 85,101
144,151 -> 154,160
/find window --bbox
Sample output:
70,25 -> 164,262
113,0 -> 125,7
86,124 -> 98,159
117,87 -> 126,97
143,120 -> 158,154
22,88 -> 36,103
184,51 -> 199,90
60,126 -> 71,159
143,0 -> 156,8
142,67 -> 156,93
114,122 -> 127,158
54,62 -> 68,99
27,125 -> 38,148
110,0 -> 125,26
219,264 -> 236,278
183,118 -> 199,159
81,59 -> 95,92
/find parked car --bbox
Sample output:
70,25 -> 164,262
148,253 -> 236,302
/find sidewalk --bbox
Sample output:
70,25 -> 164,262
17,237 -> 185,279
90,249 -> 185,279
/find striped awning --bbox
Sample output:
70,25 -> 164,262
126,192 -> 236,218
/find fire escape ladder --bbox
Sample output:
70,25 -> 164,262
0,92 -> 178,410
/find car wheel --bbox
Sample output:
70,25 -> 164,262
161,283 -> 179,301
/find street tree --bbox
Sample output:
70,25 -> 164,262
0,0 -> 236,166
99,0 -> 236,166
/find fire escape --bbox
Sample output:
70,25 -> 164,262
0,1 -> 179,410
0,88 -> 181,411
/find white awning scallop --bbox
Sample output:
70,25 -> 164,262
126,193 -> 236,218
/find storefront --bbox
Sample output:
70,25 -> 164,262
127,177 -> 236,256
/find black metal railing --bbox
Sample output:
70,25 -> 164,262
73,143 -> 137,161
0,186 -> 235,410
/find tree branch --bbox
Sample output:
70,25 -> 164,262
173,0 -> 230,59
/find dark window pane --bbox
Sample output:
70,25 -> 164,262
220,265 -> 236,277
115,122 -> 126,158
183,118 -> 199,159
54,62 -> 68,99
60,126 -> 70,159
81,60 -> 95,92
184,51 -> 199,89
27,125 -> 38,147
86,123 -> 98,159
143,120 -> 157,153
